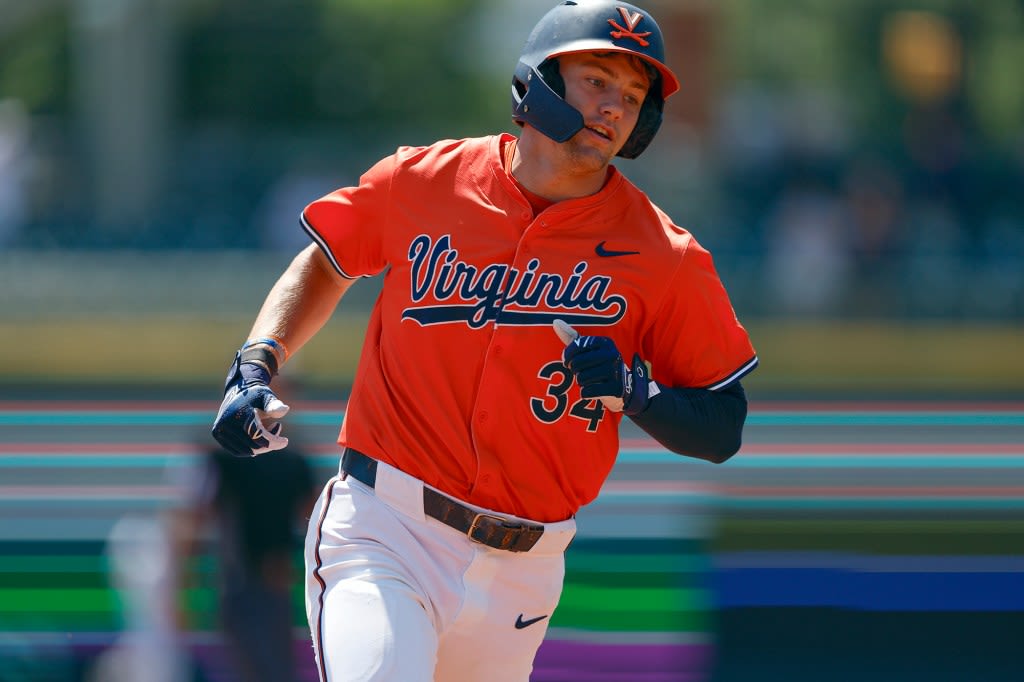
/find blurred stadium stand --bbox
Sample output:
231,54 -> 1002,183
0,0 -> 1021,322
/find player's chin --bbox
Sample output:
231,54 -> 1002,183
566,139 -> 615,171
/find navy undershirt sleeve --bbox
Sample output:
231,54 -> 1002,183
628,380 -> 748,463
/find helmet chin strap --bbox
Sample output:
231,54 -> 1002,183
511,65 -> 584,143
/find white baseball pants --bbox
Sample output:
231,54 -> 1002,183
304,460 -> 576,682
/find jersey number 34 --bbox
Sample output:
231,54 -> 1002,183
531,361 -> 605,432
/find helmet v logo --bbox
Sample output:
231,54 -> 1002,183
608,7 -> 652,46
617,8 -> 644,31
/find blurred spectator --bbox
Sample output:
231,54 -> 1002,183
170,440 -> 318,682
87,515 -> 195,682
0,98 -> 30,247
903,198 -> 969,316
842,157 -> 907,315
763,177 -> 852,315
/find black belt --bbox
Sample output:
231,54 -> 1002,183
340,448 -> 544,553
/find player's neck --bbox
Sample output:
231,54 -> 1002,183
512,131 -> 610,202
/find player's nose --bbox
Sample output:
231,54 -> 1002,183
598,96 -> 624,121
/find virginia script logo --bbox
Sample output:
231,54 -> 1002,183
402,234 -> 626,329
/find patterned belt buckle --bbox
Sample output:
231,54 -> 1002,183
468,513 -> 543,552
468,513 -> 507,546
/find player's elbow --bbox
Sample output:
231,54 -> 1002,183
694,434 -> 742,464
665,431 -> 741,464
703,436 -> 741,464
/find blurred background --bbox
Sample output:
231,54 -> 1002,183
1,0 -> 1022,680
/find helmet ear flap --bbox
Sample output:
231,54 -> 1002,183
511,61 -> 584,143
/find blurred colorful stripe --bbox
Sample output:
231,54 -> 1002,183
1,400 -> 1021,681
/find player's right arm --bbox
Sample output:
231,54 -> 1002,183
248,242 -> 355,352
211,244 -> 355,456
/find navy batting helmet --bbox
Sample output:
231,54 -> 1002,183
511,0 -> 680,159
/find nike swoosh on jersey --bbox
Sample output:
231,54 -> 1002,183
515,614 -> 549,629
595,241 -> 640,257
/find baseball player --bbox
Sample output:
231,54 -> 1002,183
211,1 -> 758,680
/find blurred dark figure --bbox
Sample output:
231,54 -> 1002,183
170,440 -> 318,682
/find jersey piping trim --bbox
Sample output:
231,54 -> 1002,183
300,212 -> 359,280
705,354 -> 759,391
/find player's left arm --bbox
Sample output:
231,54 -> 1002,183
628,379 -> 747,463
556,322 -> 748,463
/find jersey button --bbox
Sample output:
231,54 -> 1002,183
481,474 -> 492,484
478,411 -> 488,422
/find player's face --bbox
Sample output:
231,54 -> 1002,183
558,52 -> 650,168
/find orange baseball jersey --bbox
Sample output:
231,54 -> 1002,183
301,133 -> 757,522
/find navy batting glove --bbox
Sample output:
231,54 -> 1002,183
211,346 -> 290,456
622,352 -> 652,416
562,336 -> 651,416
